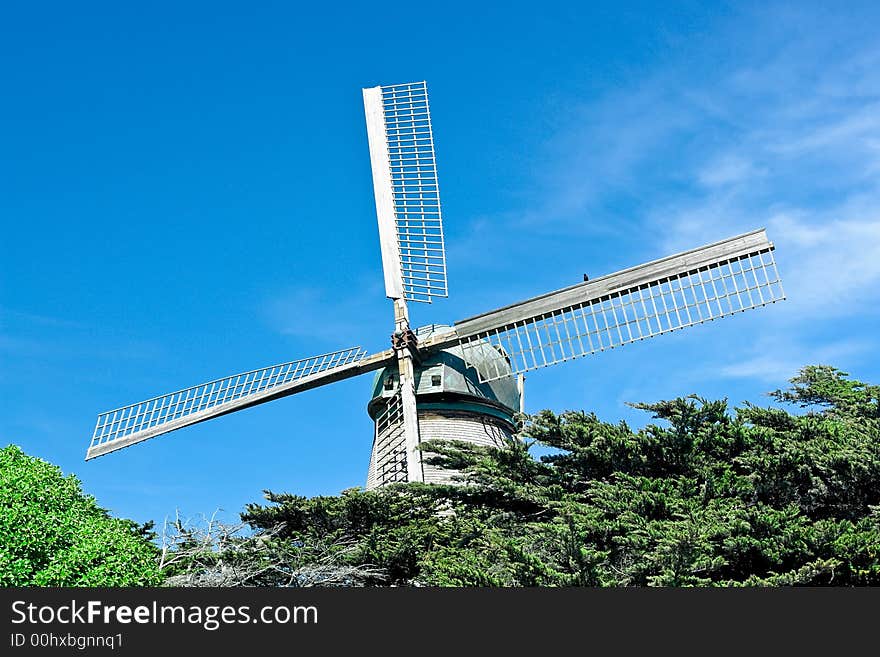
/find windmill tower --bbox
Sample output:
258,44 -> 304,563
365,325 -> 522,488
86,81 -> 786,489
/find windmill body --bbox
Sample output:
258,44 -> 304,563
366,325 -> 520,488
86,81 -> 786,489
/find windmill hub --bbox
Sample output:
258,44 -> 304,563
391,327 -> 419,361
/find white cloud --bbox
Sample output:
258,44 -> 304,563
768,103 -> 880,160
662,204 -> 880,321
644,36 -> 880,324
698,155 -> 761,188
772,214 -> 880,317
260,281 -> 389,349
720,337 -> 870,383
447,8 -> 880,388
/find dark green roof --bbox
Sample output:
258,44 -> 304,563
369,325 -> 521,416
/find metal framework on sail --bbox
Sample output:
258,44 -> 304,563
363,81 -> 447,303
87,347 -> 375,459
366,390 -> 408,489
453,230 -> 784,383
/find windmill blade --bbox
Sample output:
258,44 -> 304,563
86,346 -> 395,460
366,389 -> 408,489
421,229 -> 784,383
363,81 -> 448,303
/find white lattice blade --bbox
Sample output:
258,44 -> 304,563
447,229 -> 785,382
86,347 -> 394,460
364,86 -> 403,299
363,81 -> 448,303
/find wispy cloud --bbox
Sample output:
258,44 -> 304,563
697,155 -> 763,188
654,56 -> 880,319
450,7 -> 880,385
260,279 -> 389,349
769,211 -> 880,315
719,336 -> 871,383
0,306 -> 87,330
0,307 -> 163,361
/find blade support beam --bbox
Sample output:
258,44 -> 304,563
397,354 -> 424,483
391,297 -> 424,483
86,347 -> 395,460
364,86 -> 404,300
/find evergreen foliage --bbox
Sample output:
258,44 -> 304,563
5,365 -> 876,587
241,366 -> 880,586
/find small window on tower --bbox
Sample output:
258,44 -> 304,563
384,376 -> 394,391
431,374 -> 442,387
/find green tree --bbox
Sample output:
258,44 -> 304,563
232,365 -> 880,586
0,445 -> 163,586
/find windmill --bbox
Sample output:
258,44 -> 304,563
86,81 -> 785,488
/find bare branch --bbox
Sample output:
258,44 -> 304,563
158,513 -> 386,587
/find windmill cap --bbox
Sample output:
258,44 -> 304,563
368,326 -> 520,418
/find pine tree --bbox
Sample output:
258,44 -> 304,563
238,365 -> 880,586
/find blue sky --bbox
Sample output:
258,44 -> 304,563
2,2 -> 879,527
